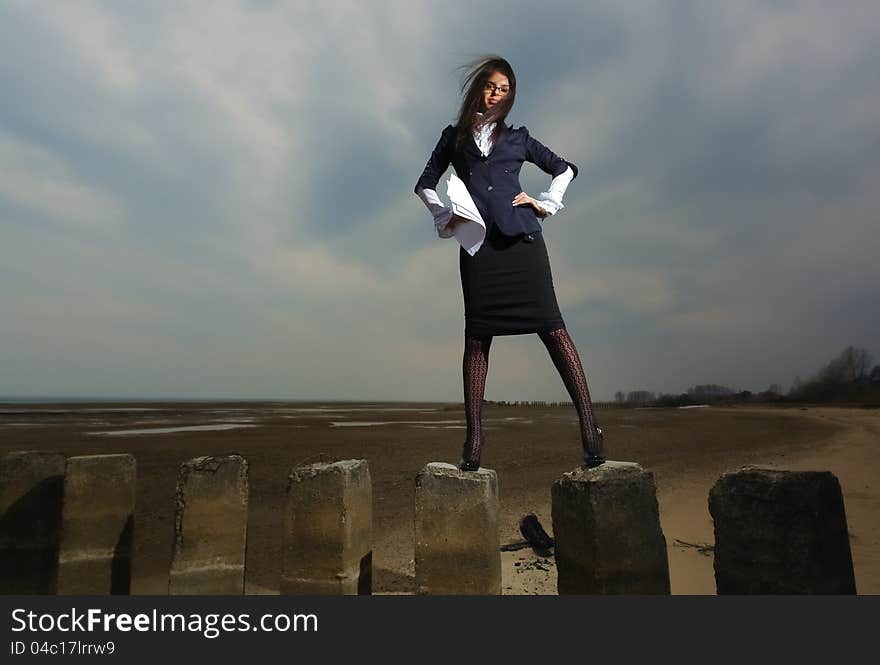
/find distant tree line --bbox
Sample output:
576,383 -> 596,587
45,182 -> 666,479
482,346 -> 879,408
487,400 -> 575,408
609,346 -> 880,408
788,346 -> 879,403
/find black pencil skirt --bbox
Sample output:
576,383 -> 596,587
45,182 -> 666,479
459,223 -> 566,337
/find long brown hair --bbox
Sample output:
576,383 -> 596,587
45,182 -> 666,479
453,55 -> 517,153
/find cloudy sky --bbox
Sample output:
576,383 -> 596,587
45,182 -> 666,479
1,0 -> 878,402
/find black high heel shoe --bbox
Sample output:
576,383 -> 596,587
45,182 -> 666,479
459,433 -> 485,472
582,426 -> 606,469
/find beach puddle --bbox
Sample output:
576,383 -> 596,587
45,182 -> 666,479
330,420 -> 464,427
86,424 -> 258,436
278,407 -> 440,414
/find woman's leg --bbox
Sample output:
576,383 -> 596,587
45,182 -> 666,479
538,326 -> 605,467
460,333 -> 493,470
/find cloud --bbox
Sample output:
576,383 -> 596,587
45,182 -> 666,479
1,0 -> 878,400
0,132 -> 127,229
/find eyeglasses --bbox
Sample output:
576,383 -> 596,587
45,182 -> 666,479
484,82 -> 510,96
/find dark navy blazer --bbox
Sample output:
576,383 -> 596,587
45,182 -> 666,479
415,123 -> 578,237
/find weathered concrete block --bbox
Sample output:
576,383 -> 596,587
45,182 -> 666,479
169,455 -> 249,595
0,451 -> 65,594
415,462 -> 500,595
281,459 -> 371,595
709,466 -> 856,594
552,461 -> 670,594
56,454 -> 136,595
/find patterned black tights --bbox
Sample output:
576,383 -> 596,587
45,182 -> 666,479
538,326 -> 605,466
460,334 -> 492,470
460,328 -> 605,470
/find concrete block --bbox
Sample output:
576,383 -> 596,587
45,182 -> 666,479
709,466 -> 856,594
414,462 -> 500,595
169,455 -> 249,595
281,459 -> 371,595
0,451 -> 65,593
552,461 -> 670,594
56,454 -> 136,595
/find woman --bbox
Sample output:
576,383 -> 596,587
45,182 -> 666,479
414,55 -> 605,471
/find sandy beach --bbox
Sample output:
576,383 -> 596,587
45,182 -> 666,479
500,405 -> 879,595
1,403 -> 877,594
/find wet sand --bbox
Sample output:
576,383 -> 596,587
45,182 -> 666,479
2,403 -> 876,594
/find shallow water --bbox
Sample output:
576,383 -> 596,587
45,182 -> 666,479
86,424 -> 259,436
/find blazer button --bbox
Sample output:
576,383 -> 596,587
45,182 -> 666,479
487,185 -> 493,191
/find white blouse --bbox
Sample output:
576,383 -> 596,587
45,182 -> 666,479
416,116 -> 574,237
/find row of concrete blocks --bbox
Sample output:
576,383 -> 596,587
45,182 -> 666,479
423,461 -> 855,594
0,451 -> 369,595
1,452 -> 857,594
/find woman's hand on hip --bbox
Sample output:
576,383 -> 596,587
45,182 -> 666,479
512,192 -> 549,219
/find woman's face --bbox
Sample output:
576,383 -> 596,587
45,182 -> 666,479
482,71 -> 510,112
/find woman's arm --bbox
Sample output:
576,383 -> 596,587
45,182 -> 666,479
414,124 -> 456,193
522,127 -> 579,179
516,127 -> 578,218
416,186 -> 456,237
415,125 -> 459,236
535,165 -> 575,216
512,165 -> 574,218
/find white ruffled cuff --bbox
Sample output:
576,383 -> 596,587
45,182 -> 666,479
417,187 -> 455,237
536,166 -> 575,216
535,197 -> 562,216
